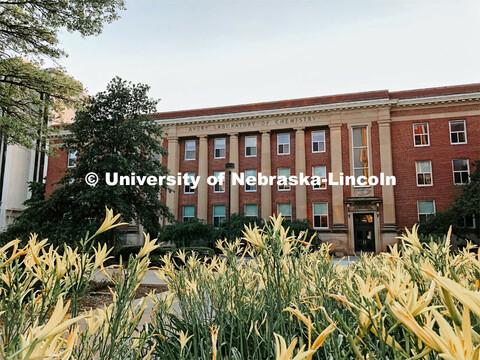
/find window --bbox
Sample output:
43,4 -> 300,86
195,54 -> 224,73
182,206 -> 195,222
277,203 -> 292,221
213,171 -> 225,192
185,140 -> 196,160
458,214 -> 476,229
415,161 -> 432,186
352,126 -> 369,185
413,123 -> 429,146
313,203 -> 328,228
277,133 -> 290,155
277,168 -> 291,191
312,166 -> 327,190
245,136 -> 257,157
418,200 -> 435,222
67,150 -> 77,168
213,205 -> 226,227
312,131 -> 326,153
214,138 -> 226,159
450,120 -> 467,144
453,159 -> 470,185
244,204 -> 258,217
245,169 -> 257,192
184,172 -> 195,194
464,214 -> 476,229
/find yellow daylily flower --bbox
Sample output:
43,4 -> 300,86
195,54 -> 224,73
274,333 -> 315,360
179,329 -> 193,350
137,233 -> 160,258
92,207 -> 128,238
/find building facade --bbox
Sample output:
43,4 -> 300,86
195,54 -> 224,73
46,84 -> 480,254
0,107 -> 75,230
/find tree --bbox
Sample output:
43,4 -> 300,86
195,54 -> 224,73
419,161 -> 480,240
1,77 -> 173,246
283,218 -> 320,245
158,219 -> 217,248
0,0 -> 126,149
217,212 -> 265,241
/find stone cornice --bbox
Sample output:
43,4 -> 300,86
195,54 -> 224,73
154,91 -> 480,126
395,92 -> 480,107
154,98 -> 396,126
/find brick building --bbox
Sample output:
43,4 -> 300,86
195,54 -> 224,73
46,84 -> 480,254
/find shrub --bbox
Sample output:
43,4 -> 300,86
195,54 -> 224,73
158,218 -> 217,248
216,212 -> 265,241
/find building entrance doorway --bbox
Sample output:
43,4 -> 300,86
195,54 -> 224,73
354,213 -> 375,252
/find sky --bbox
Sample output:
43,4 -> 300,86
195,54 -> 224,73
57,0 -> 480,112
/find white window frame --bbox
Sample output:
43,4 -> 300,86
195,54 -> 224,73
312,202 -> 328,229
277,168 -> 291,191
245,136 -> 257,157
213,205 -> 226,227
417,200 -> 435,222
67,150 -> 77,168
311,130 -> 326,153
182,205 -> 195,222
449,120 -> 467,145
213,171 -> 225,193
244,169 -> 257,192
277,133 -> 290,155
413,123 -> 430,147
184,172 -> 195,194
351,126 -> 370,187
312,165 -> 327,190
214,138 -> 226,159
452,159 -> 470,185
415,160 -> 433,187
244,204 -> 258,217
277,203 -> 292,221
184,140 -> 196,160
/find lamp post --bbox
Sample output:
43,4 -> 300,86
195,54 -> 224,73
225,162 -> 235,241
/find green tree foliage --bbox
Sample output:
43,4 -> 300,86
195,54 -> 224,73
158,219 -> 217,248
1,78 -> 173,245
0,0 -> 126,149
419,160 -> 480,240
217,212 -> 265,241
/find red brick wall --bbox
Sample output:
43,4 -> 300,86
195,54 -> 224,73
177,137 -> 199,220
207,136 -> 230,224
271,130 -> 296,219
391,105 -> 480,230
238,133 -> 262,215
305,127 -> 332,228
45,140 -> 68,198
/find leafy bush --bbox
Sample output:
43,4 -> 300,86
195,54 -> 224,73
116,245 -> 215,266
158,218 -> 217,248
216,212 -> 265,241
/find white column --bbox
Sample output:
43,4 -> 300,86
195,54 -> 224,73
166,137 -> 179,221
261,131 -> 272,219
295,128 -> 307,219
229,133 -> 239,214
197,135 -> 209,221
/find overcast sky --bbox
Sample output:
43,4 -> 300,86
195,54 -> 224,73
57,0 -> 480,112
